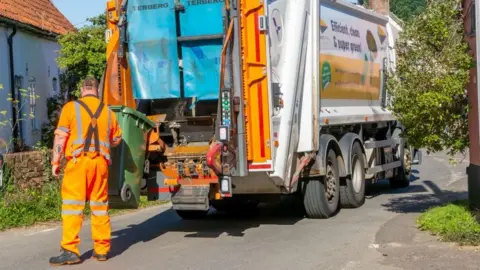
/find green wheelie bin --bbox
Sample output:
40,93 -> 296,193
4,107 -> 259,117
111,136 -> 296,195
108,106 -> 155,209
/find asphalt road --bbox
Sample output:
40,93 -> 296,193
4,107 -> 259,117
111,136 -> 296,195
0,152 -> 472,270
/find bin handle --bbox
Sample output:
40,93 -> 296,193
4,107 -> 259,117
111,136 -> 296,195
134,119 -> 146,129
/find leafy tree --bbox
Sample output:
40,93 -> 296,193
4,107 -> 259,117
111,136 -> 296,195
387,0 -> 473,156
362,0 -> 426,22
391,0 -> 427,21
56,13 -> 107,98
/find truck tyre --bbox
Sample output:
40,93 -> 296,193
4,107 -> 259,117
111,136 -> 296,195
389,142 -> 411,189
303,149 -> 340,218
340,142 -> 366,208
175,210 -> 208,220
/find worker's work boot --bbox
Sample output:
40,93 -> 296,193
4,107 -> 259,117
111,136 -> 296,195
49,249 -> 81,266
92,251 -> 108,261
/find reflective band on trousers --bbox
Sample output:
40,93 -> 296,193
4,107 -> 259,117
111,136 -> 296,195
61,200 -> 109,216
62,209 -> 84,215
90,200 -> 109,216
92,210 -> 109,216
72,101 -> 111,161
90,201 -> 108,206
62,199 -> 85,216
63,199 -> 85,205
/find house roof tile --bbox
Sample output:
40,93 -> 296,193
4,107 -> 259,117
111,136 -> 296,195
0,0 -> 75,35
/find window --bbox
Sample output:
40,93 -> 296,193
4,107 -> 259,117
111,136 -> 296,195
28,77 -> 37,130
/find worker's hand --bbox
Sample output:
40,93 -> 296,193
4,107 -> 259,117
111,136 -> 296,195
52,164 -> 61,177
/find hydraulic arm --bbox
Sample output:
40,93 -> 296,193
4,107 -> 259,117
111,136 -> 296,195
103,0 -> 136,108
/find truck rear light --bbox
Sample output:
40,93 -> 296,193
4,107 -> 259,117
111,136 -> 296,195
219,126 -> 229,142
220,176 -> 232,197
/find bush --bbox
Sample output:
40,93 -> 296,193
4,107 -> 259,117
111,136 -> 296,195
0,182 -> 61,231
417,200 -> 480,246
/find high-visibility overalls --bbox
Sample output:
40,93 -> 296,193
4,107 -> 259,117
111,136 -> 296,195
55,95 -> 122,256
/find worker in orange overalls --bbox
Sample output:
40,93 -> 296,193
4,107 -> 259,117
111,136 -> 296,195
49,76 -> 122,266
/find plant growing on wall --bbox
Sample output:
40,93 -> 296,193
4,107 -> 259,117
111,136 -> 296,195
0,84 -> 39,153
387,0 -> 473,156
56,13 -> 107,98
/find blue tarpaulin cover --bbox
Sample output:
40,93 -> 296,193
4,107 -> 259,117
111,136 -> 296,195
181,41 -> 222,101
127,0 -> 180,99
126,0 -> 224,100
180,0 -> 223,100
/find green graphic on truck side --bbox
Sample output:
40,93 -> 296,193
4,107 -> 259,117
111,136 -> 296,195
321,61 -> 331,91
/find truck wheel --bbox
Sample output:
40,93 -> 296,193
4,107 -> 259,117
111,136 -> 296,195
340,142 -> 366,208
389,144 -> 411,188
175,210 -> 208,220
303,149 -> 340,218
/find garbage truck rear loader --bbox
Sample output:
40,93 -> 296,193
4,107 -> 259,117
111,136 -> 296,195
104,0 -> 421,219
159,0 -> 422,219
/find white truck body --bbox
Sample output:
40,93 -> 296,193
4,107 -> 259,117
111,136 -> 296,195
263,0 -> 403,186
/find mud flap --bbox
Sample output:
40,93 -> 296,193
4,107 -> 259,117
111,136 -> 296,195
171,185 -> 210,211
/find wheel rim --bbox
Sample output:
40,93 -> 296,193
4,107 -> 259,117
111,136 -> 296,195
325,163 -> 337,203
404,148 -> 412,174
352,157 -> 363,193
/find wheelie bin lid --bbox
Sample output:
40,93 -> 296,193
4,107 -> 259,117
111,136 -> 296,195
109,105 -> 156,131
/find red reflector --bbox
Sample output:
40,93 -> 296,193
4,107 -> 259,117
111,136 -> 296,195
248,164 -> 272,170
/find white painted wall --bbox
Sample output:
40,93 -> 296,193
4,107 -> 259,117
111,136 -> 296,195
0,25 -> 62,151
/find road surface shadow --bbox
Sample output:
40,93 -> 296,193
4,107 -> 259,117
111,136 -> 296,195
365,169 -> 424,199
88,196 -> 306,259
366,180 -> 428,199
381,179 -> 468,213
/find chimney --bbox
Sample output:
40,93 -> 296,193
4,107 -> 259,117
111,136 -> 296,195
369,0 -> 390,16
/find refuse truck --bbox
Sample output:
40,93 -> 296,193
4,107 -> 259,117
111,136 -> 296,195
102,0 -> 422,219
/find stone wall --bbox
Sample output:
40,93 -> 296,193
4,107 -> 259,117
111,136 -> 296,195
3,151 -> 54,190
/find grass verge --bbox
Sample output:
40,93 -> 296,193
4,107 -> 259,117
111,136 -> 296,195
0,182 -> 168,232
417,200 -> 480,246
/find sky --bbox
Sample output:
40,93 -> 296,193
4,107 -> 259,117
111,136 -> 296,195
52,0 -> 105,28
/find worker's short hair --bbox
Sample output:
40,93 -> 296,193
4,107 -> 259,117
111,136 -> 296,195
82,76 -> 98,90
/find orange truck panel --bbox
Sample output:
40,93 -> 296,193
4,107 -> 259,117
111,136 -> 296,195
240,0 -> 271,163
